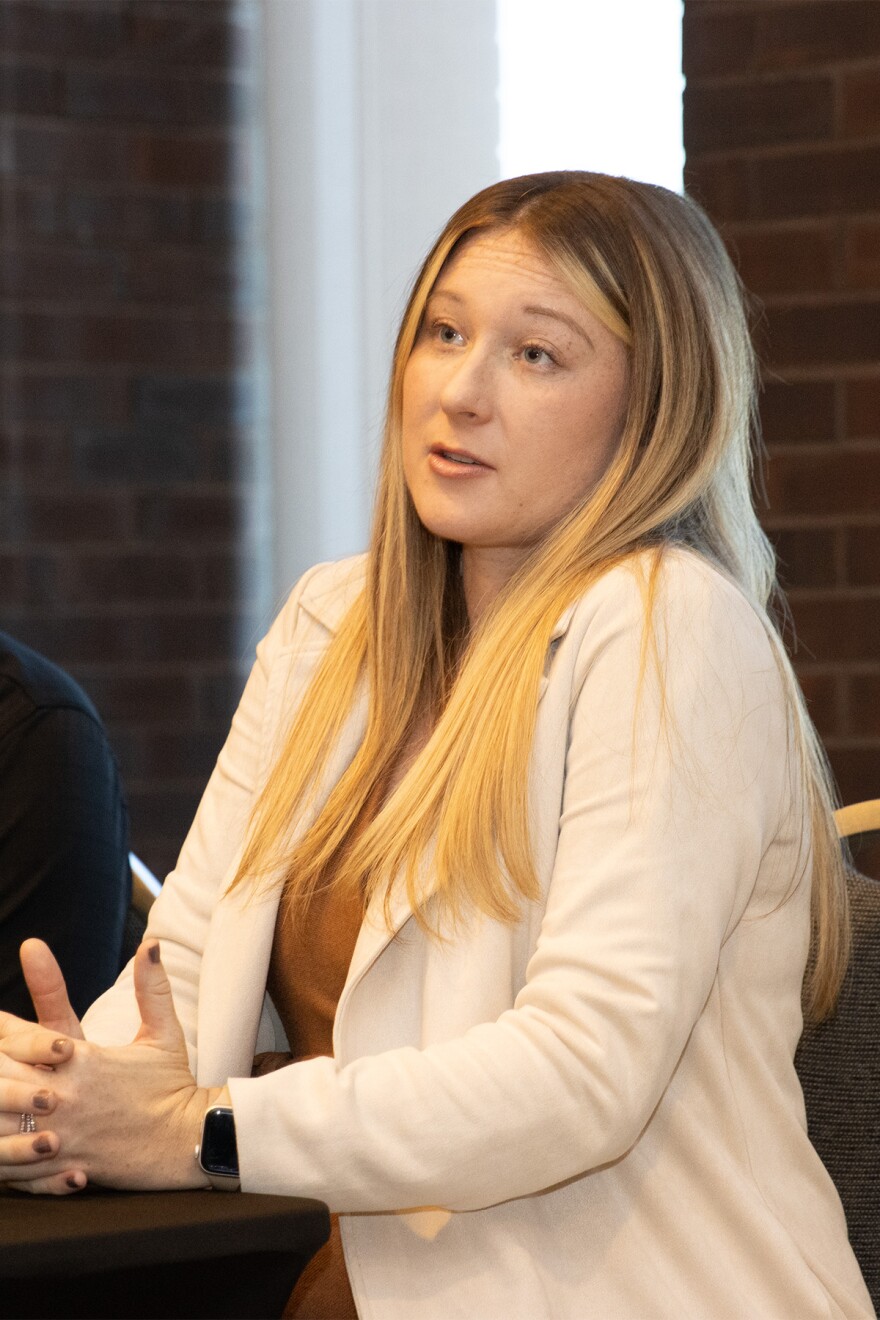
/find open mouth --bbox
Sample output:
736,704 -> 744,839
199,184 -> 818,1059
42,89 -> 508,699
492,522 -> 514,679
439,450 -> 480,466
430,446 -> 489,469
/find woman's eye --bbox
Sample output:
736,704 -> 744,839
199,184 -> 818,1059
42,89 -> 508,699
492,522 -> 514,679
522,344 -> 555,366
436,323 -> 462,345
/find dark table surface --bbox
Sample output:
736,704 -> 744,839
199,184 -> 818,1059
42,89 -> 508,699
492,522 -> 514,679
0,1185 -> 330,1319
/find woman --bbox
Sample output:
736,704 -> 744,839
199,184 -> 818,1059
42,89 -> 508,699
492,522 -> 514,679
0,173 -> 873,1319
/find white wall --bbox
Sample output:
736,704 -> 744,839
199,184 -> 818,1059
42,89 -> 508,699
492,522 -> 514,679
497,0 -> 684,191
261,0 -> 499,601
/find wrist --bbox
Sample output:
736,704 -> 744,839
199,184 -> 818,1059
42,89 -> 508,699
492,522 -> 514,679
195,1092 -> 240,1191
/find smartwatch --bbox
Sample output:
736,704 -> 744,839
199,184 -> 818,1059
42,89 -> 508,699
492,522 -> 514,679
195,1105 -> 240,1190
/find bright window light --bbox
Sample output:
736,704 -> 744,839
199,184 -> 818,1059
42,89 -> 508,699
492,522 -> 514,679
497,0 -> 684,191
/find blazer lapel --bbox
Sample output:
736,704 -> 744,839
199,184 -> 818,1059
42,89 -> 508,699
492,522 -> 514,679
197,685 -> 370,1084
337,600 -> 580,1026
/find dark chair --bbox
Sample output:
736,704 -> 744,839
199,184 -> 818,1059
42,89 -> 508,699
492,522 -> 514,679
118,851 -> 163,968
795,801 -> 880,1312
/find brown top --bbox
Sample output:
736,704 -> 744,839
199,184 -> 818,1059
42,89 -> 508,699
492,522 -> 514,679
256,876 -> 365,1320
255,742 -> 429,1319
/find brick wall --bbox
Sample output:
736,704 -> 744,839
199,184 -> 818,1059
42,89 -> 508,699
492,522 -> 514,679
684,0 -> 880,842
0,0 -> 270,877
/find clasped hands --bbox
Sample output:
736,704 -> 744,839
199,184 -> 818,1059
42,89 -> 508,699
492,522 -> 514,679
0,939 -> 223,1195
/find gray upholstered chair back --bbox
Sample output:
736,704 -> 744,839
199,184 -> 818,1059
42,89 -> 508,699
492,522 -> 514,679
795,861 -> 880,1311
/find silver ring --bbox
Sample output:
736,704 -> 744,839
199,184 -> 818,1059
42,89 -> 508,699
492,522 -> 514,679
19,1112 -> 36,1134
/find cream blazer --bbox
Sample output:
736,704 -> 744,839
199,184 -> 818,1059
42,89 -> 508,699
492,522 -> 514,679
84,550 -> 874,1320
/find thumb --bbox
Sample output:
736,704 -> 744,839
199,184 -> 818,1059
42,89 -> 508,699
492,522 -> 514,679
133,941 -> 186,1051
20,939 -> 84,1039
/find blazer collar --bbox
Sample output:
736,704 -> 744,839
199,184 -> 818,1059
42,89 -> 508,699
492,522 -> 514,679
300,556 -> 579,648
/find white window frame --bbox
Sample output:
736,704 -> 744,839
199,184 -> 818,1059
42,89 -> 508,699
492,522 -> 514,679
261,0 -> 500,600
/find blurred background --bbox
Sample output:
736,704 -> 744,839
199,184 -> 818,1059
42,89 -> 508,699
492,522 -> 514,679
1,0 -> 878,878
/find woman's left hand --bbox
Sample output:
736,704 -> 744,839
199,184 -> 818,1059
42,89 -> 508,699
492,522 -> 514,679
0,940 -> 219,1194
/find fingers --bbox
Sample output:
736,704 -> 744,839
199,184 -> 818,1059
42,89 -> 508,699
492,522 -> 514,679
20,940 -> 84,1040
0,1078 -> 56,1120
0,1127 -> 61,1175
133,941 -> 186,1049
0,1027 -> 74,1069
7,1169 -> 87,1196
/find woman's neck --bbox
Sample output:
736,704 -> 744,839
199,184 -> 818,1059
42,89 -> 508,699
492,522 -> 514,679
462,545 -> 530,628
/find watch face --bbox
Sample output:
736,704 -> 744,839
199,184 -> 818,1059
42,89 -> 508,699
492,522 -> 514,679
201,1107 -> 239,1178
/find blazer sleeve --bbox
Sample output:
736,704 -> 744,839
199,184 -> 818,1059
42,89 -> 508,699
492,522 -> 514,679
227,556 -> 801,1212
81,564 -> 329,1058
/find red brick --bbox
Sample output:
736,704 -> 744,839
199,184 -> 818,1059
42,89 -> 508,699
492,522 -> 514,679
77,670 -> 199,723
0,60 -> 61,115
841,69 -> 880,140
5,123 -> 129,184
766,448 -> 880,517
684,77 -> 834,155
129,131 -> 246,190
771,526 -> 839,589
64,191 -> 194,245
1,0 -> 266,877
7,184 -> 194,246
797,669 -> 841,737
72,426 -> 205,484
729,223 -> 835,297
823,745 -> 880,813
761,2 -> 880,71
132,375 -> 257,426
759,379 -> 837,445
64,68 -> 241,128
786,595 -> 880,663
684,157 -> 753,225
124,785 -> 204,873
0,553 -> 28,607
848,674 -> 880,738
198,670 -> 248,722
124,5 -> 253,72
12,311 -> 238,371
846,526 -> 880,586
123,250 -> 242,308
0,246 -> 121,302
198,551 -> 248,602
844,221 -> 880,292
112,726 -> 223,782
753,144 -> 880,222
4,372 -> 129,425
0,2 -> 124,60
1,430 -> 73,484
3,610 -> 241,667
846,379 -> 880,440
6,490 -> 127,544
131,491 -> 243,544
26,550 -> 201,606
682,7 -> 758,79
767,301 -> 880,370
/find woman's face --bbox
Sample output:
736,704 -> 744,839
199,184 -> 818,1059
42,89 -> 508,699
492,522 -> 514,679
401,228 -> 630,576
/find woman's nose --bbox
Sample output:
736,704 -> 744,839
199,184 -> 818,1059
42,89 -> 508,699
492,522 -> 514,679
438,346 -> 492,422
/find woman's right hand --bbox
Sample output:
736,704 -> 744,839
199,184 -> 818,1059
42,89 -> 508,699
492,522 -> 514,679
0,940 -> 87,1194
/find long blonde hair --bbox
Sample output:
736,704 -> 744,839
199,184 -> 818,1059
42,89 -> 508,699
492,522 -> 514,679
232,172 -> 848,1020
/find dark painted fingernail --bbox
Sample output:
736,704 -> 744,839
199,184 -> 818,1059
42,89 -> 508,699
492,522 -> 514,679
32,1091 -> 52,1111
33,1137 -> 52,1155
66,1173 -> 84,1190
51,1038 -> 68,1055
148,942 -> 160,964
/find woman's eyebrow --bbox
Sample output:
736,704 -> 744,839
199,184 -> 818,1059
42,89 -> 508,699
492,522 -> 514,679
425,290 -> 594,349
425,288 -> 463,307
521,305 -> 594,348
